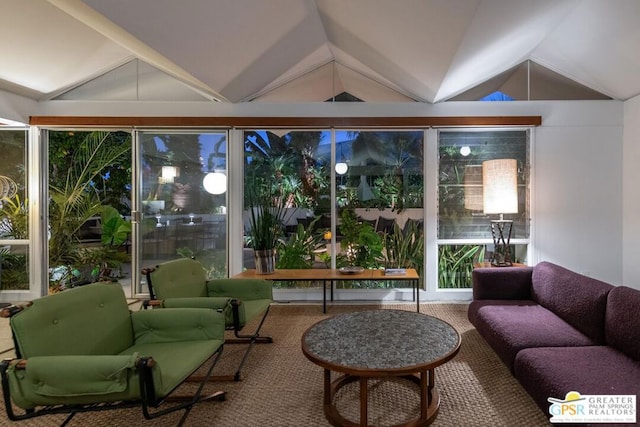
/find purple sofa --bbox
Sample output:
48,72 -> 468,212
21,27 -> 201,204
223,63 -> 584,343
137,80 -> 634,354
468,261 -> 640,420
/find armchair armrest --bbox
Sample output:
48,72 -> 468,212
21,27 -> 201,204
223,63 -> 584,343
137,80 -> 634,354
206,278 -> 273,301
3,354 -> 139,408
160,296 -> 230,311
131,308 -> 225,344
472,267 -> 533,300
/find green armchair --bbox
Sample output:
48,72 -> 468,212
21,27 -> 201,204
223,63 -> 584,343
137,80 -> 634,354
0,282 -> 226,426
143,258 -> 273,381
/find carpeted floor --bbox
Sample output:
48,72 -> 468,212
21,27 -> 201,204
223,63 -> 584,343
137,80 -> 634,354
0,303 -> 550,427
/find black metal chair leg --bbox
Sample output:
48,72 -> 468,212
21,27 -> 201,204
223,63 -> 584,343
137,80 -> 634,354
226,308 -> 273,381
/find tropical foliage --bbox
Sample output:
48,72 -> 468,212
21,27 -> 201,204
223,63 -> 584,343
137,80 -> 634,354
0,194 -> 27,240
438,244 -> 485,288
48,131 -> 131,289
337,207 -> 383,269
276,218 -> 325,269
382,221 -> 424,274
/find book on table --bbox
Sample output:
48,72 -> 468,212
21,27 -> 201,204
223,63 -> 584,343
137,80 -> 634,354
384,268 -> 407,276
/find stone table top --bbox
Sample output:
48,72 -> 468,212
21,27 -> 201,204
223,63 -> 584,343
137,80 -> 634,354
302,310 -> 461,373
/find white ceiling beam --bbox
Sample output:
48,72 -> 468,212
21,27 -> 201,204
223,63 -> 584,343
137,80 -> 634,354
46,0 -> 230,102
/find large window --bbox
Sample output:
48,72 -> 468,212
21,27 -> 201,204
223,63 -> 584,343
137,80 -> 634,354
243,129 -> 424,290
0,129 -> 29,291
438,129 -> 530,288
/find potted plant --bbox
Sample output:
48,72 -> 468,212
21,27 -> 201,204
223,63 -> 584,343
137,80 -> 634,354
247,190 -> 286,274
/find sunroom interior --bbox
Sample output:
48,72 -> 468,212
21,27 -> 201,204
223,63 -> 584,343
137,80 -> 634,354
1,0 -> 640,305
1,3 -> 640,425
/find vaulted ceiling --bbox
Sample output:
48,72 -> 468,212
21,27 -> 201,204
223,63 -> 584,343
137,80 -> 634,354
1,0 -> 639,104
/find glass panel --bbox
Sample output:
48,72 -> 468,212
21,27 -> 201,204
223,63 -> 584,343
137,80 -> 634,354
0,129 -> 28,290
334,130 -> 424,289
437,130 -> 530,288
139,132 -> 228,291
48,131 -> 132,293
243,130 -> 331,278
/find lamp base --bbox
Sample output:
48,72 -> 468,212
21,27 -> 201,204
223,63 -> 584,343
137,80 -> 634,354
490,219 -> 513,267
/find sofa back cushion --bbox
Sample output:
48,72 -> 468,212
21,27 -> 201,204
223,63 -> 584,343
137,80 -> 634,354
149,258 -> 207,299
605,286 -> 640,360
531,261 -> 613,343
10,283 -> 134,358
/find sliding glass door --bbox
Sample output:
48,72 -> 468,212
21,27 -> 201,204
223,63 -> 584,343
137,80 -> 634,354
137,131 -> 228,294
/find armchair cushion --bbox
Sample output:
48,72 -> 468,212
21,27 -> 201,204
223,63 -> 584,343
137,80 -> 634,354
10,282 -> 134,358
147,258 -> 208,299
131,306 -> 225,344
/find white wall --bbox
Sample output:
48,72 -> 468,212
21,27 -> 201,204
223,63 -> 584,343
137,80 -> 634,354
623,95 -> 640,290
533,103 -> 623,284
1,96 -> 628,294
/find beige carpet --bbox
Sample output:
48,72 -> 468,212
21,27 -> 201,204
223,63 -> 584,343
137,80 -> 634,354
0,303 -> 550,427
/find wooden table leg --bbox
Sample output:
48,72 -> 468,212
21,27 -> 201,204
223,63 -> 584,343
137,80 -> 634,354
360,377 -> 368,427
420,371 -> 428,420
324,369 -> 332,404
429,368 -> 435,393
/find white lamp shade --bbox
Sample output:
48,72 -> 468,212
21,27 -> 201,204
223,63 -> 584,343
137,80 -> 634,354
482,159 -> 518,214
203,172 -> 227,194
464,165 -> 483,211
335,162 -> 348,175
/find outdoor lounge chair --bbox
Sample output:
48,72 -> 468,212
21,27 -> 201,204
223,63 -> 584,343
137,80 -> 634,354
142,257 -> 273,381
0,282 -> 226,427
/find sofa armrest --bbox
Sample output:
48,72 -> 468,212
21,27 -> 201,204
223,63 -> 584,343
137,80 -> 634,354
472,267 -> 533,300
131,308 -> 225,344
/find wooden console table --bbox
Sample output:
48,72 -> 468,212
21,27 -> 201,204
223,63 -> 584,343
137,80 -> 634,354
473,262 -> 528,268
232,269 -> 420,313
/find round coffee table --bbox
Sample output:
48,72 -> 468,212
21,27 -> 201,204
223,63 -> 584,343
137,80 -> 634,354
301,309 -> 461,427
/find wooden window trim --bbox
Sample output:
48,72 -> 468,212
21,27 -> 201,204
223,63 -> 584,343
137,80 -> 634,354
30,116 -> 541,128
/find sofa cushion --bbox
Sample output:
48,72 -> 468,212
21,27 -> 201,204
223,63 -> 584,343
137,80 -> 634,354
605,286 -> 640,360
468,300 -> 595,371
531,261 -> 613,343
514,346 -> 640,414
472,266 -> 533,300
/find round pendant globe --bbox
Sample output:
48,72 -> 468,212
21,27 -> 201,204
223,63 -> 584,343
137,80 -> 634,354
335,162 -> 348,175
203,172 -> 227,194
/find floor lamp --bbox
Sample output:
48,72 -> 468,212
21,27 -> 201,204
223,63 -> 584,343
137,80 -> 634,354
483,159 -> 518,266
